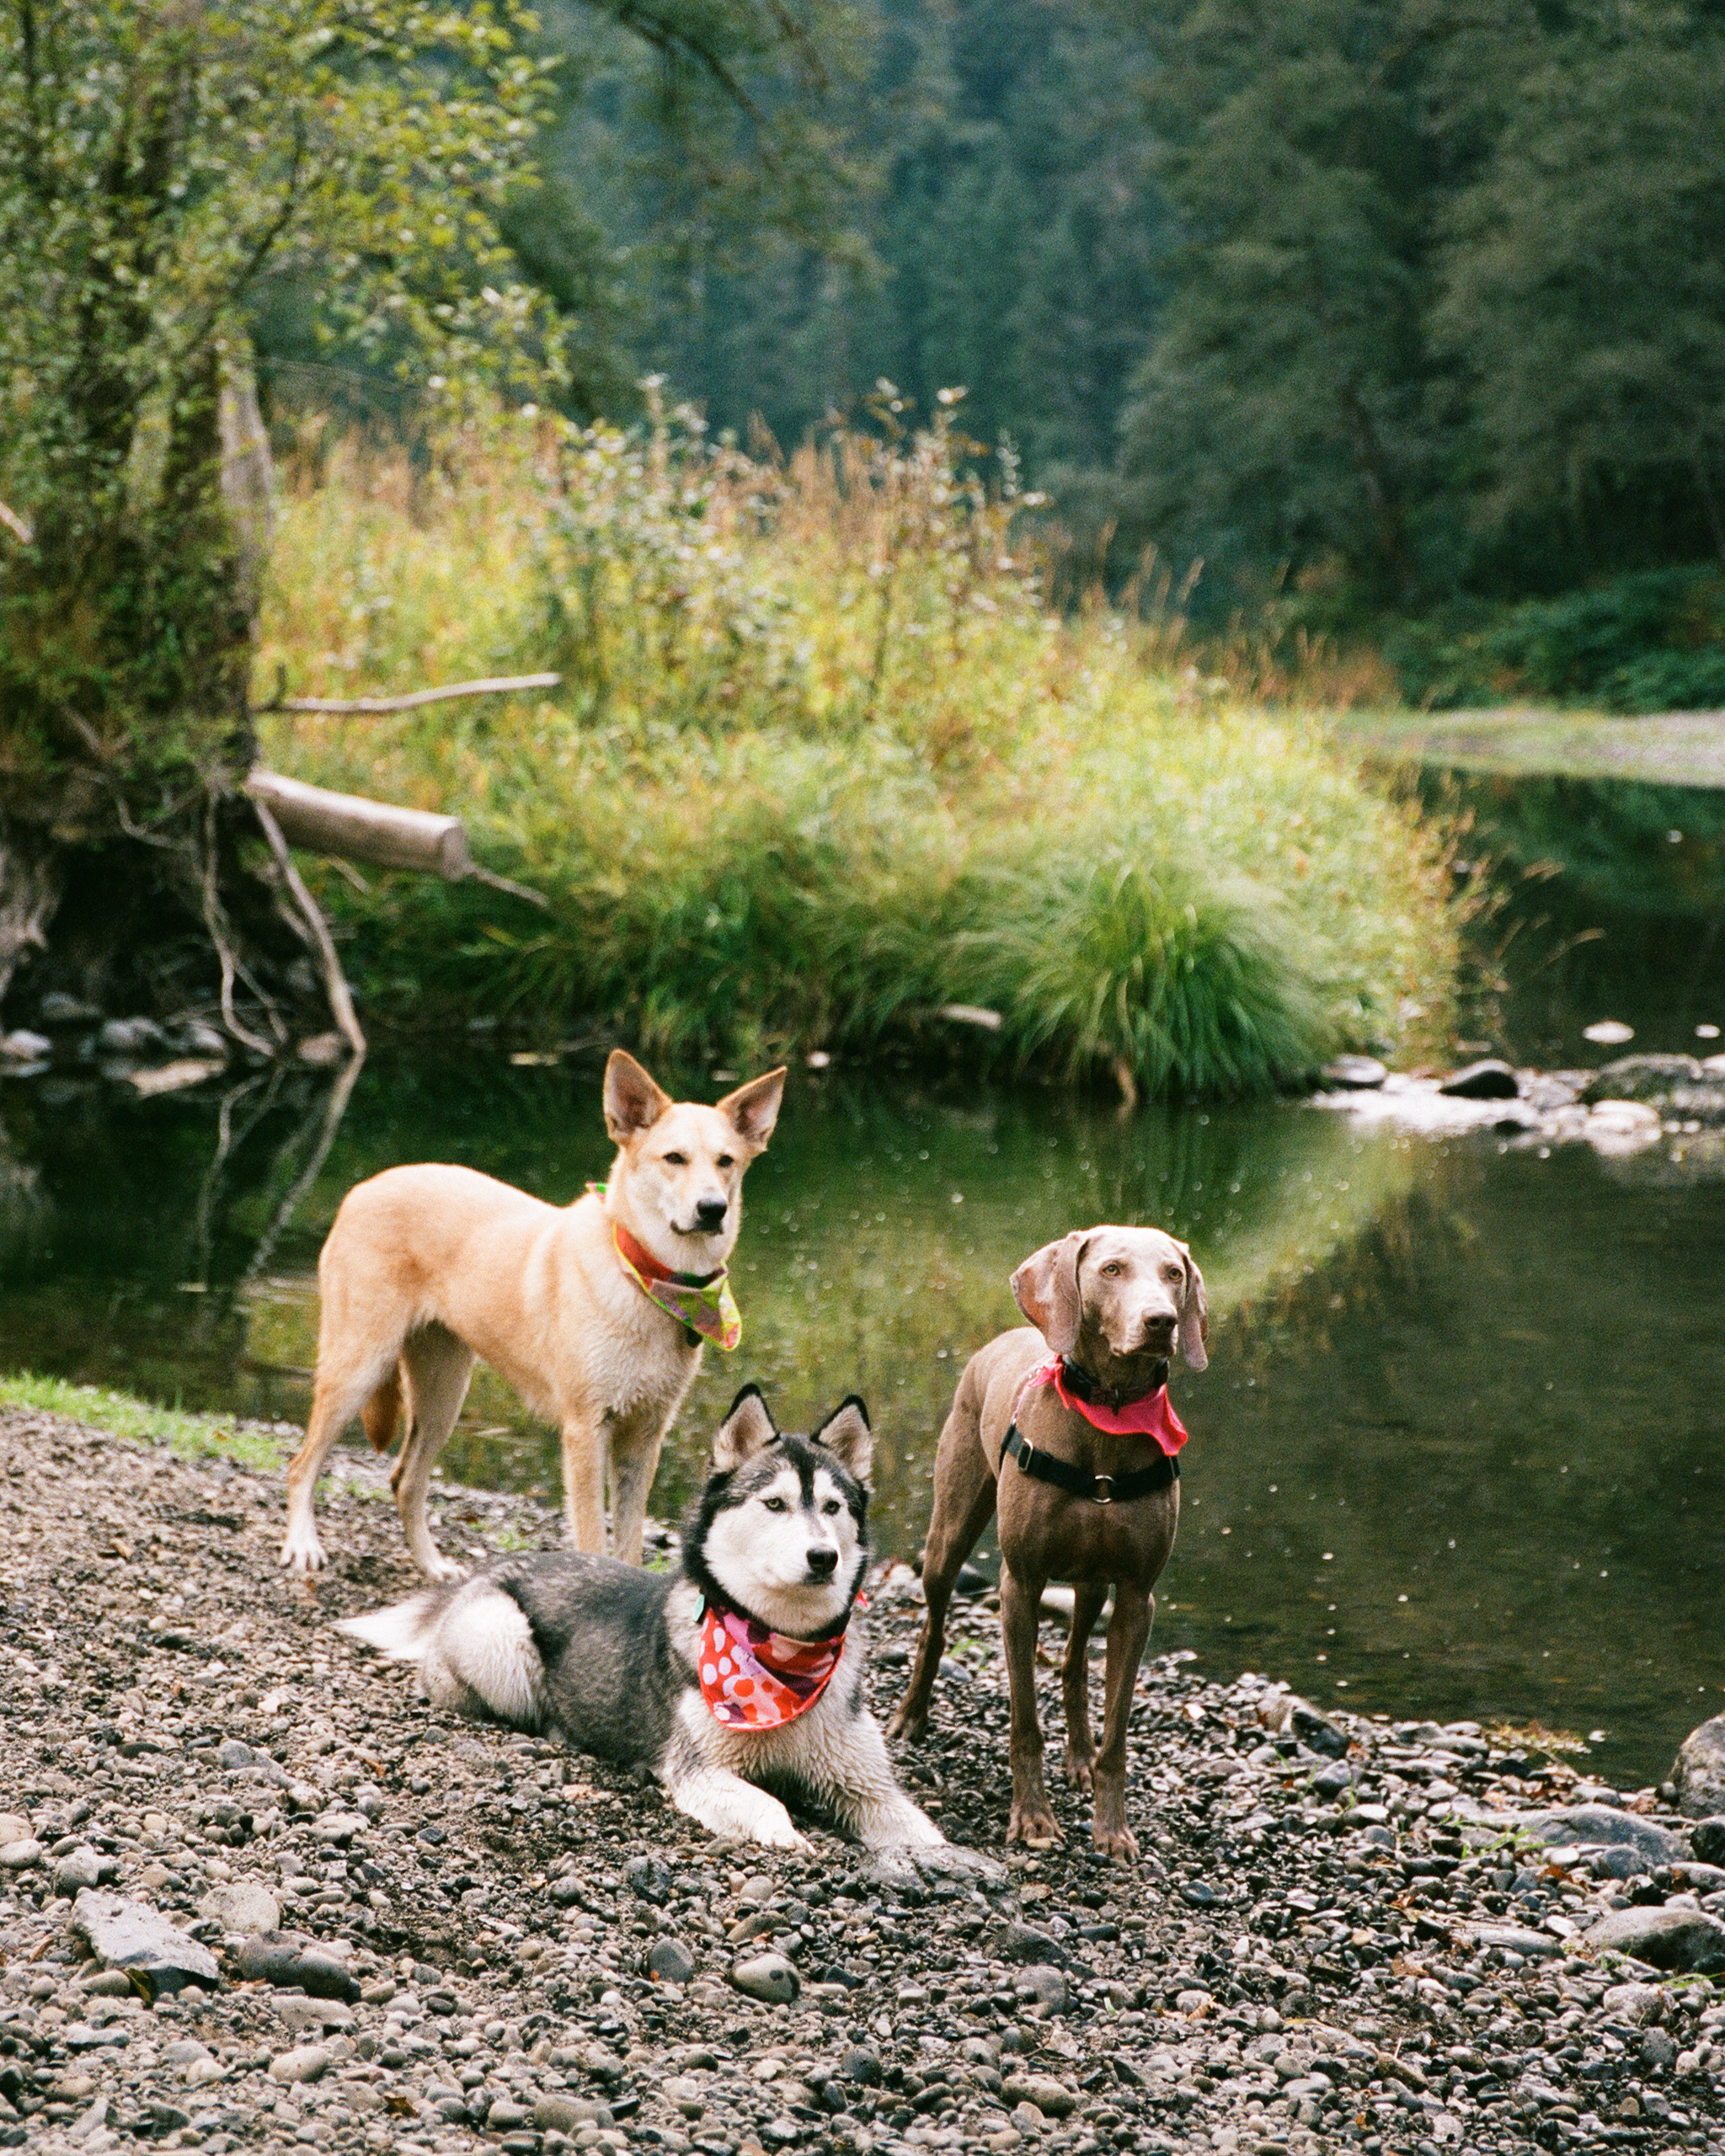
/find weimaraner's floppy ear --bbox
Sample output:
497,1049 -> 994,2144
711,1384 -> 778,1472
1011,1232 -> 1089,1356
811,1396 -> 873,1486
1177,1242 -> 1209,1372
717,1066 -> 787,1150
604,1049 -> 673,1143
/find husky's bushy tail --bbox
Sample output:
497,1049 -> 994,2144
338,1576 -> 548,1731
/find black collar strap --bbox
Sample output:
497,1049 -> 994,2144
1003,1422 -> 1178,1504
1058,1354 -> 1169,1411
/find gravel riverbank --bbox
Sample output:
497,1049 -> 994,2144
2,1406 -> 1722,2156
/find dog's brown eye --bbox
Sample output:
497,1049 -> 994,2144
663,1151 -> 688,1166
1100,1261 -> 1123,1276
716,1154 -> 734,1169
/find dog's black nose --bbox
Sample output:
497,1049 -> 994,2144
695,1197 -> 729,1230
806,1547 -> 838,1577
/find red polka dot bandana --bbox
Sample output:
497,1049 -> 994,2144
698,1604 -> 852,1730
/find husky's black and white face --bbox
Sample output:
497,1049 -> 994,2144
686,1386 -> 872,1640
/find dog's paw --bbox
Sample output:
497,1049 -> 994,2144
884,1702 -> 928,1745
1007,1800 -> 1064,1849
1061,1747 -> 1096,1792
1091,1820 -> 1140,1863
906,1844 -> 1007,1889
279,1535 -> 328,1575
416,1551 -> 467,1583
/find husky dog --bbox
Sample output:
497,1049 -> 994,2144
281,1049 -> 785,1579
339,1386 -> 956,1855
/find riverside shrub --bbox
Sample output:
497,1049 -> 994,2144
257,403 -> 1460,1095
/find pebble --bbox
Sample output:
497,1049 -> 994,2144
3,1398 -> 1723,2156
1585,1905 -> 1725,1972
198,1878 -> 280,1932
268,2044 -> 333,2084
1439,1057 -> 1520,1098
71,1890 -> 219,1997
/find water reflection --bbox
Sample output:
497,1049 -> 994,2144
2,1051 -> 1719,1785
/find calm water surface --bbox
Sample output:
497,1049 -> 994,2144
3,1041 -> 1719,1790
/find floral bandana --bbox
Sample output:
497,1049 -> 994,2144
697,1603 -> 854,1730
587,1182 -> 741,1350
1023,1356 -> 1188,1458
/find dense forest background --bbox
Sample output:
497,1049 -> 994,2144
252,0 -> 1725,702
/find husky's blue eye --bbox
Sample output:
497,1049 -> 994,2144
762,1497 -> 788,1513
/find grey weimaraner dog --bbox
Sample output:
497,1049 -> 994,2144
889,1225 -> 1206,1858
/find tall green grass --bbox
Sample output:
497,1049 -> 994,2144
256,399 -> 1460,1093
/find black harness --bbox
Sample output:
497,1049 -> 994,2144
1002,1357 -> 1179,1505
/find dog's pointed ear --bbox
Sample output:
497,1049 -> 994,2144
710,1384 -> 778,1473
812,1396 -> 873,1486
1177,1241 -> 1209,1373
604,1049 -> 673,1143
1011,1231 -> 1088,1356
717,1065 -> 786,1150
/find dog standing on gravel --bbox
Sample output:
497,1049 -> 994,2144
280,1050 -> 784,1580
339,1385 -> 971,1860
889,1225 -> 1206,1860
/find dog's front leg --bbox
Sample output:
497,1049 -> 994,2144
820,1712 -> 947,1853
1091,1585 -> 1156,1860
1000,1562 -> 1060,1847
665,1764 -> 807,1849
607,1424 -> 662,1567
560,1409 -> 609,1555
1060,1581 -> 1109,1791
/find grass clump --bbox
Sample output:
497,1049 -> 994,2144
0,1372 -> 294,1470
257,398 -> 1461,1094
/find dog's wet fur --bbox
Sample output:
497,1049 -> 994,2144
340,1386 -> 962,1856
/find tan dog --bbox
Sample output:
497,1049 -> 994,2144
889,1225 -> 1206,1859
280,1050 -> 785,1580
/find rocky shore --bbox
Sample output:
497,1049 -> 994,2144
2,1405 -> 1722,2156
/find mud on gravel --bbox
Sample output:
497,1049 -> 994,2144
2,1406 -> 1722,2156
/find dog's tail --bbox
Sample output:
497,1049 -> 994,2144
338,1577 -> 549,1732
336,1582 -> 457,1661
360,1364 -> 403,1454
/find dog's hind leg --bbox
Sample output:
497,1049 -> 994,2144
1090,1586 -> 1156,1860
392,1324 -> 477,1580
283,1343 -> 401,1574
1060,1580 -> 1110,1791
887,1406 -> 996,1744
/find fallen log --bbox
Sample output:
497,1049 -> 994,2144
244,770 -> 473,879
271,671 -> 561,715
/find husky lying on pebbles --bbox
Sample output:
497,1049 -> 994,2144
341,1385 -> 982,1865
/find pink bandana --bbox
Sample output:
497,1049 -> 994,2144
1023,1357 -> 1188,1457
698,1604 -> 852,1730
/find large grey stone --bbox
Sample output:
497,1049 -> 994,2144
1690,1817 -> 1725,1866
54,1846 -> 104,1894
1467,1925 -> 1562,1960
1439,1059 -> 1519,1099
1525,1805 -> 1689,1868
268,2044 -> 332,2085
645,1937 -> 697,1985
1322,1055 -> 1387,1090
1001,2076 -> 1080,2119
234,1931 -> 360,2001
71,1890 -> 218,1998
1672,1716 -> 1725,1819
1585,1906 -> 1725,1974
989,1921 -> 1070,1967
1581,1054 -> 1703,1105
0,1838 -> 44,1871
198,1880 -> 280,1934
730,1953 -> 800,2005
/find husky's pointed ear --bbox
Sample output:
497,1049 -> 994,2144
717,1065 -> 786,1150
604,1049 -> 672,1143
710,1384 -> 778,1473
1177,1241 -> 1209,1373
812,1396 -> 873,1485
1011,1231 -> 1089,1357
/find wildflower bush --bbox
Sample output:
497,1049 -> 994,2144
257,398 -> 1461,1095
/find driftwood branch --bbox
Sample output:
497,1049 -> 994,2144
0,499 -> 33,546
270,672 -> 561,715
244,769 -> 550,909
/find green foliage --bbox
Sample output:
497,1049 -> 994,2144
0,1371 -> 292,1469
1386,569 -> 1725,712
0,0 -> 560,798
257,405 -> 1461,1095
